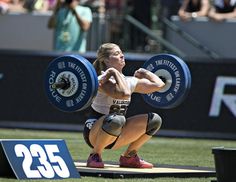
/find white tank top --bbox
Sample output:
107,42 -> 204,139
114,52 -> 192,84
91,76 -> 138,115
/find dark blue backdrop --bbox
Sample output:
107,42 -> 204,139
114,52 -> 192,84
0,50 -> 235,139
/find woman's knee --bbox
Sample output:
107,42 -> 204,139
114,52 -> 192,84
145,112 -> 162,136
102,114 -> 126,136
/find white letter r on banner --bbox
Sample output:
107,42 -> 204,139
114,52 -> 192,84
209,76 -> 236,117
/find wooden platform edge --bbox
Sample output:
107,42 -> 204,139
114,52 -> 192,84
74,161 -> 216,179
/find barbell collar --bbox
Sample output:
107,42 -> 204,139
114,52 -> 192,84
51,78 -> 70,90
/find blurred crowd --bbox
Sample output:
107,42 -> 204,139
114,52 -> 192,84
1,0 -> 235,25
0,0 -> 112,14
1,0 -> 235,20
1,0 -> 235,53
178,0 -> 236,22
0,0 -> 51,13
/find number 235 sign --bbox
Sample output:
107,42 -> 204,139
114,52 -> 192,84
0,139 -> 80,179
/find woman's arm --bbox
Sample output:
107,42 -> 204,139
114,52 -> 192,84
98,68 -> 131,99
209,8 -> 236,21
178,0 -> 192,21
133,68 -> 165,94
196,0 -> 210,17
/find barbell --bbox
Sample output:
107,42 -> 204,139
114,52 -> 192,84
44,54 -> 191,112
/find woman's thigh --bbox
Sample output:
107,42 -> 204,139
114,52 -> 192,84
112,113 -> 148,149
88,116 -> 106,146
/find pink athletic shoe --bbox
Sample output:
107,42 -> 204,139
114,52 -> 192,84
119,155 -> 153,168
86,153 -> 104,168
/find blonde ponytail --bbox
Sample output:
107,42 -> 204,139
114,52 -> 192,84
93,43 -> 118,75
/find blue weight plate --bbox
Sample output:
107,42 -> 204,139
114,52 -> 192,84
73,55 -> 98,110
174,55 -> 192,107
45,55 -> 98,112
142,54 -> 191,109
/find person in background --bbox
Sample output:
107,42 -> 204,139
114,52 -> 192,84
48,0 -> 92,53
0,0 -> 10,14
47,0 -> 57,11
208,0 -> 236,21
178,0 -> 210,21
23,0 -> 49,12
160,0 -> 181,20
0,0 -> 25,14
83,43 -> 165,168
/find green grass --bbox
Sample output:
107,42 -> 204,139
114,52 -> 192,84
0,128 -> 236,182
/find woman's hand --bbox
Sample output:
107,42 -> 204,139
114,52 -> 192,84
99,68 -> 117,85
134,68 -> 164,84
98,68 -> 131,99
134,68 -> 150,79
134,68 -> 165,94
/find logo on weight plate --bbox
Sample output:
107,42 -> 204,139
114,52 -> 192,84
47,58 -> 89,110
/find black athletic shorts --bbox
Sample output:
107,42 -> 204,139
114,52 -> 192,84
83,107 -> 118,149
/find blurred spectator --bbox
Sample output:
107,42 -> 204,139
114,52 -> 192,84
10,0 -> 26,12
0,0 -> 10,14
47,0 -> 57,11
81,0 -> 104,13
48,0 -> 92,53
159,0 -> 181,20
208,0 -> 236,21
23,0 -> 49,12
105,0 -> 122,14
0,0 -> 25,14
178,0 -> 210,21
